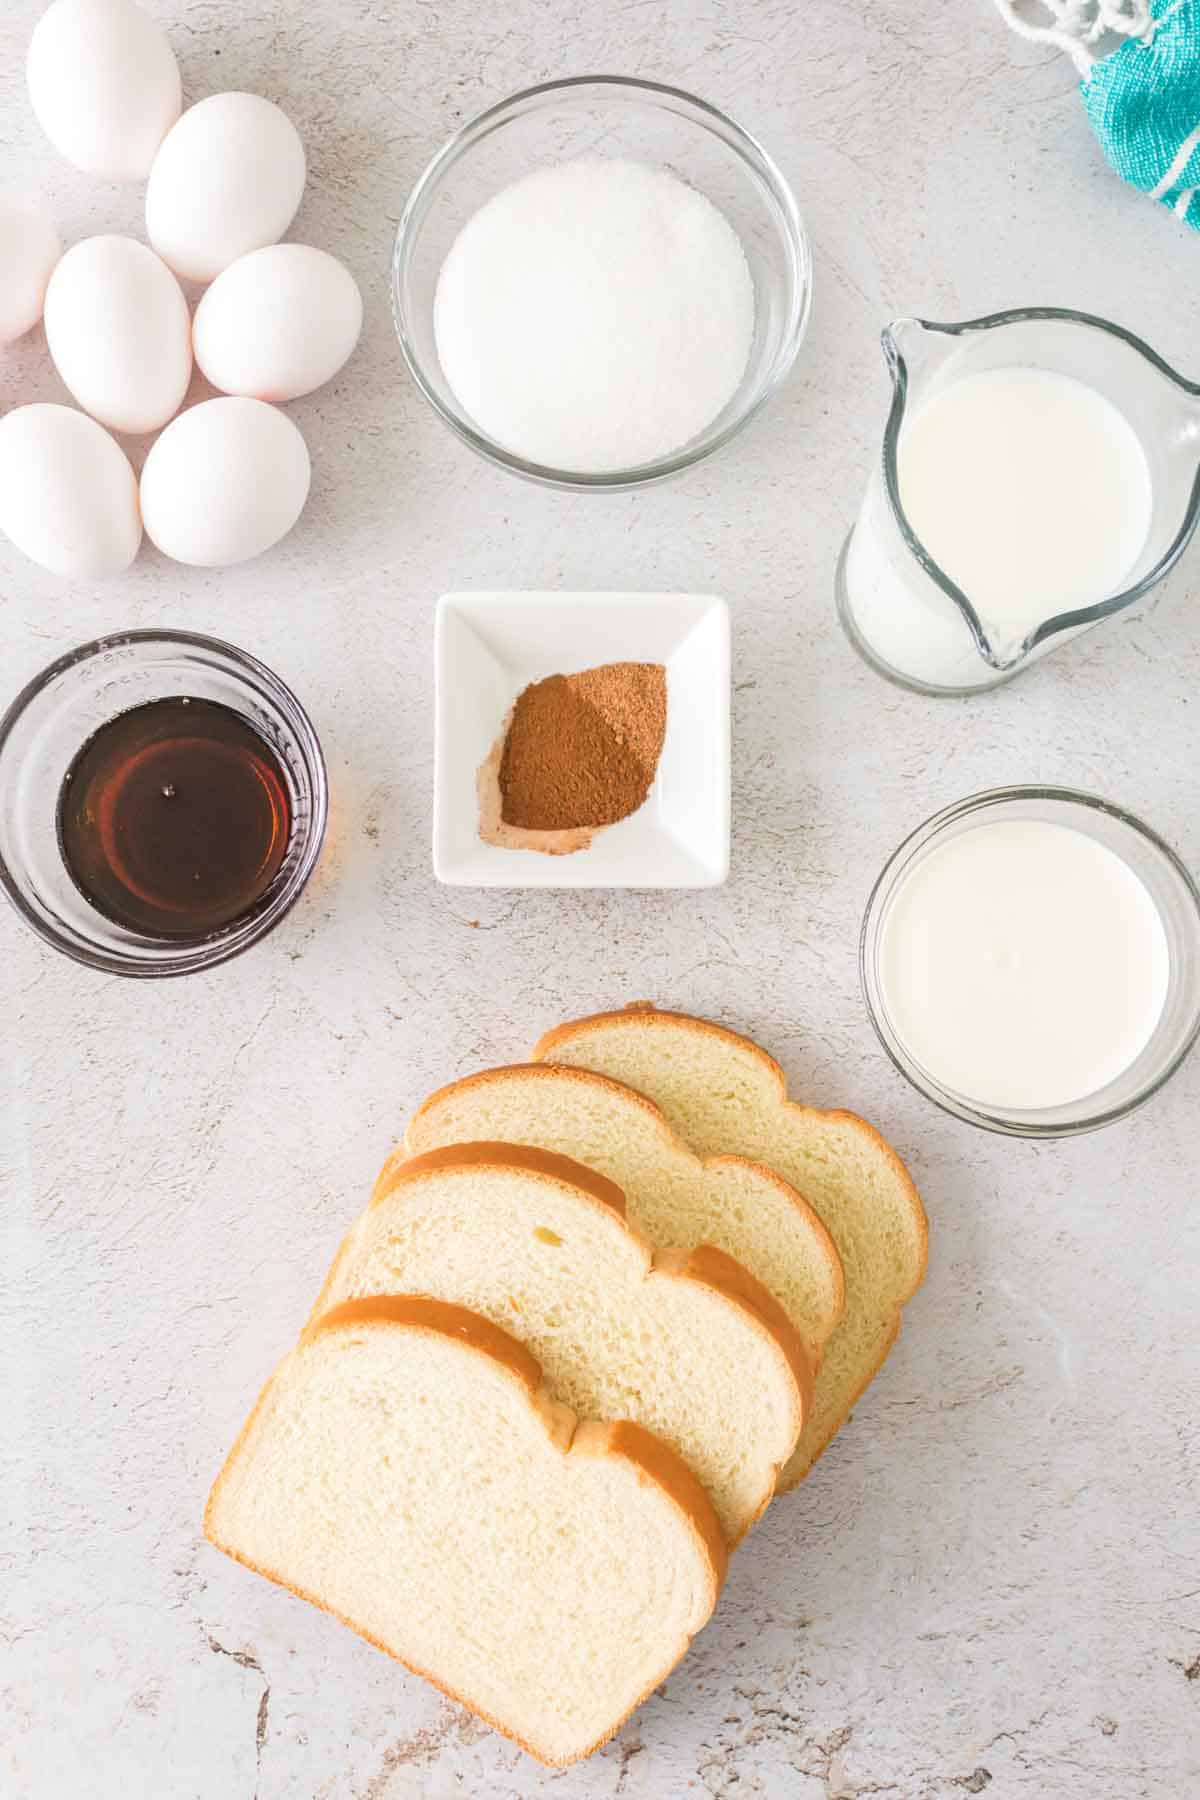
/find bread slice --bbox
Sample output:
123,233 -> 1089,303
205,1296 -> 725,1767
400,1065 -> 845,1374
534,1007 -> 928,1487
309,1142 -> 812,1543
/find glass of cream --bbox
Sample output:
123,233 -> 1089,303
861,789 -> 1200,1135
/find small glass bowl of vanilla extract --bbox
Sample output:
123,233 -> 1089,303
0,631 -> 327,976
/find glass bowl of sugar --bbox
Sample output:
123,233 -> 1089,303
392,75 -> 810,490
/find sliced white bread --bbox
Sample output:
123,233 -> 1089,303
535,1006 -> 928,1488
400,1065 -> 845,1375
205,1296 -> 725,1767
309,1142 -> 812,1543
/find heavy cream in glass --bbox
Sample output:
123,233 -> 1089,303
878,819 -> 1169,1111
846,366 -> 1154,689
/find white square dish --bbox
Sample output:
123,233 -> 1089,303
434,592 -> 730,888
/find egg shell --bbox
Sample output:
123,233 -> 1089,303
193,245 -> 363,402
27,0 -> 181,181
0,404 -> 140,579
43,235 -> 192,435
140,397 -> 310,567
0,198 -> 62,343
146,94 -> 306,283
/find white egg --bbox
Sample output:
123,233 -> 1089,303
0,404 -> 140,578
193,245 -> 363,402
146,94 -> 306,283
27,0 -> 181,181
0,198 -> 61,343
43,235 -> 191,435
140,398 -> 310,567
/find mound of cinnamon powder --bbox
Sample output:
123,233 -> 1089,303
477,662 -> 667,855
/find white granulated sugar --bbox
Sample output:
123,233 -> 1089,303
433,158 -> 756,473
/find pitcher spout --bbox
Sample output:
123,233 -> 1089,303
880,316 -> 950,397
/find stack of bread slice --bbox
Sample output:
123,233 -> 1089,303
206,1006 -> 927,1767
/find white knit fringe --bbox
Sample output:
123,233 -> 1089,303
992,0 -> 1155,77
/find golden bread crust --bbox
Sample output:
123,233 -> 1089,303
402,1062 -> 845,1348
534,1002 -> 928,1300
204,1298 -> 725,1766
533,1004 -> 929,1484
661,1242 -> 814,1427
307,1144 -> 814,1538
374,1134 -> 628,1218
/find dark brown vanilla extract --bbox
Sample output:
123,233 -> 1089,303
57,697 -> 292,939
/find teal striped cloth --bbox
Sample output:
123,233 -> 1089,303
1082,0 -> 1200,227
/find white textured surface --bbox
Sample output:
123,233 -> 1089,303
3,3 -> 1199,1796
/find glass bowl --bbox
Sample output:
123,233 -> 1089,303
0,630 -> 328,978
392,75 -> 811,491
860,787 -> 1200,1137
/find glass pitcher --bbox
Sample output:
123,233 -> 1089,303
836,308 -> 1200,695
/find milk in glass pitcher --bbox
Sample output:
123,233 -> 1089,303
836,309 -> 1200,694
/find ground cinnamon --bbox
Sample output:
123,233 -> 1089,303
477,662 -> 668,855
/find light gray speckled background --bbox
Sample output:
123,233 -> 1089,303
3,3 -> 1199,1797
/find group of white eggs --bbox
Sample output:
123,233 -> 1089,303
0,0 -> 363,581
